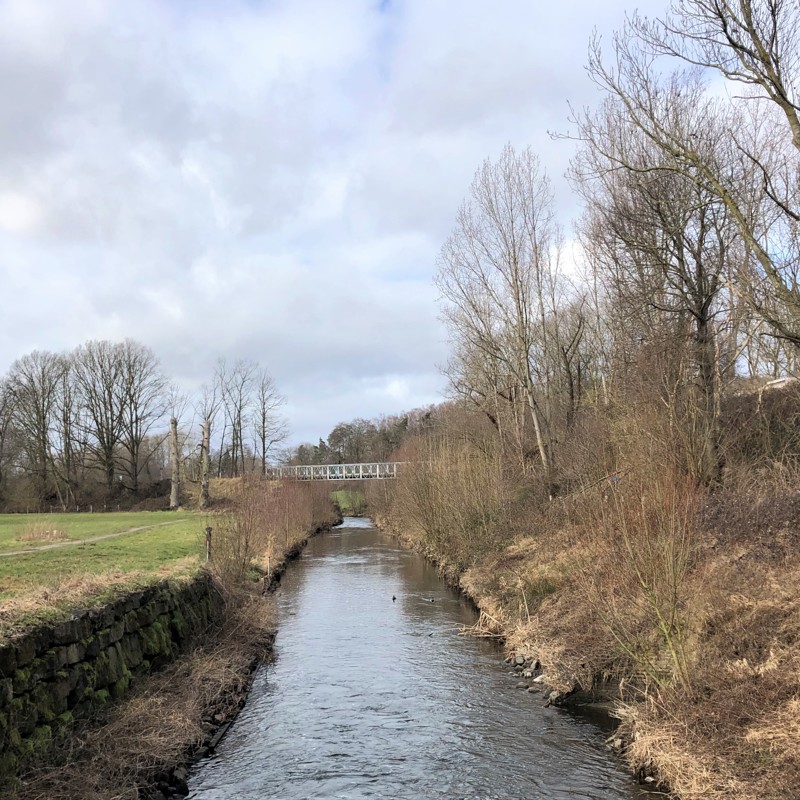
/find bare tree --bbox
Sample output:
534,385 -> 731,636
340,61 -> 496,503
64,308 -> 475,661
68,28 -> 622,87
587,2 -> 800,347
195,382 -> 221,508
116,340 -> 169,493
165,383 -> 191,510
0,380 -> 12,502
216,359 -> 257,477
250,368 -> 287,475
52,358 -> 81,507
646,1 -> 800,146
571,94 -> 738,481
435,144 -> 562,485
72,340 -> 124,494
444,341 -> 529,467
169,416 -> 180,510
6,351 -> 67,505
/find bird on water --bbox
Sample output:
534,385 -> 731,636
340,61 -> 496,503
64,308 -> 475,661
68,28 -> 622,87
392,595 -> 396,602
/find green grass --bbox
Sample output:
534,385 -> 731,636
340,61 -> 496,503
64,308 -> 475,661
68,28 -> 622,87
0,511 -> 185,552
0,512 -> 207,603
331,489 -> 366,515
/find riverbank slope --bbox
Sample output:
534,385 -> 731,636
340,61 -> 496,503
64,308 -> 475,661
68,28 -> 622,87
370,468 -> 800,800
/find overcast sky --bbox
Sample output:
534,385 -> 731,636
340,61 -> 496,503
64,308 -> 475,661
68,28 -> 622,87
0,0 -> 666,449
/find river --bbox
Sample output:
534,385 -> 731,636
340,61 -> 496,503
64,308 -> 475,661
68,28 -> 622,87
187,518 -> 659,799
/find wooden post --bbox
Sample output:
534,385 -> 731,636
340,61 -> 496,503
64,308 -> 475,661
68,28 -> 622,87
205,526 -> 212,562
263,556 -> 271,595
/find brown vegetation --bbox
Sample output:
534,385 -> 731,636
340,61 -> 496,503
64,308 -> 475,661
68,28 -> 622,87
366,381 -> 800,799
16,523 -> 68,543
362,6 -> 800,796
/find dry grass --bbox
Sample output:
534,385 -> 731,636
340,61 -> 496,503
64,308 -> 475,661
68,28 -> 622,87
380,400 -> 800,800
622,536 -> 800,800
17,524 -> 68,543
0,563 -> 197,639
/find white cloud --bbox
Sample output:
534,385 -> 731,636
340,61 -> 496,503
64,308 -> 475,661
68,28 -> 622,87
0,192 -> 43,234
0,0 -> 667,446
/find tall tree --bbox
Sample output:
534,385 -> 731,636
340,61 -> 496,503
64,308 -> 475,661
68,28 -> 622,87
587,1 -> 800,347
327,419 -> 376,463
216,359 -> 257,478
0,380 -> 12,502
572,94 -> 737,481
169,416 -> 180,509
251,368 -> 287,475
196,383 -> 221,509
73,340 -> 124,494
435,144 -> 562,484
52,358 -> 81,507
116,340 -> 169,493
6,351 -> 67,505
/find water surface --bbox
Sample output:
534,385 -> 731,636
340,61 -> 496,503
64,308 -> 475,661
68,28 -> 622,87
188,518 -> 656,799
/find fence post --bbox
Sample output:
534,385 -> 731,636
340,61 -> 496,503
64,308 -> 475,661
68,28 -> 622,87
205,526 -> 213,562
263,556 -> 271,595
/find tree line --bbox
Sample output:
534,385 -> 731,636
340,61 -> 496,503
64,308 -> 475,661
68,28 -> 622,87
352,7 -> 800,794
435,0 -> 800,491
316,1 -> 800,497
295,3 -> 800,499
0,341 -> 287,511
287,412 -> 431,466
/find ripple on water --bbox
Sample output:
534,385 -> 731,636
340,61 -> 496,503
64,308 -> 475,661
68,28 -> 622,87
187,523 -> 659,800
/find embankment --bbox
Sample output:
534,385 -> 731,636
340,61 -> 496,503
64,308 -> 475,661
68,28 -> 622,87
372,491 -> 800,800
0,573 -> 225,783
0,513 -> 339,800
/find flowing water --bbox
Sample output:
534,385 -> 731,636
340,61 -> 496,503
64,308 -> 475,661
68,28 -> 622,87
188,518 -> 658,799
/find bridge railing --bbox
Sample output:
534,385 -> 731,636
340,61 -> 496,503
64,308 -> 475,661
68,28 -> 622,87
265,462 -> 403,481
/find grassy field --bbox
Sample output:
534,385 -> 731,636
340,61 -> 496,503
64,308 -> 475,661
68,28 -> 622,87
331,489 -> 366,515
0,511 -> 186,552
0,512 -> 207,619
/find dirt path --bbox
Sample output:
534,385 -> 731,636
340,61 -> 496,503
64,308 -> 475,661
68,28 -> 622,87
0,520 -> 184,557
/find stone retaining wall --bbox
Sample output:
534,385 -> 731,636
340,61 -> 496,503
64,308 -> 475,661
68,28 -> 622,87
0,573 -> 225,780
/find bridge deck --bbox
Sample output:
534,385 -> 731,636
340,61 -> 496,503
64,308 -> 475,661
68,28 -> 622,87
266,462 -> 401,480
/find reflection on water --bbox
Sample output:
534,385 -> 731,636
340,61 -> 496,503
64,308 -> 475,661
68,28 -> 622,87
188,518 -> 655,799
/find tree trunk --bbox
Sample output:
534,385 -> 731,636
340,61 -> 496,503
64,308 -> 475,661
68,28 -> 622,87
169,417 -> 180,510
199,416 -> 211,509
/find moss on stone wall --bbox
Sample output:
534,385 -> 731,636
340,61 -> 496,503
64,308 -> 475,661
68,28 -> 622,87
0,573 -> 224,785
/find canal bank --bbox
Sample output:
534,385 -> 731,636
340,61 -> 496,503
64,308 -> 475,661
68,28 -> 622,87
1,508 -> 339,800
368,510 -> 669,790
187,518 -> 656,799
369,477 -> 800,800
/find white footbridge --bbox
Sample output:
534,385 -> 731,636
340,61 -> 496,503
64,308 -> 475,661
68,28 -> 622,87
266,462 -> 402,481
